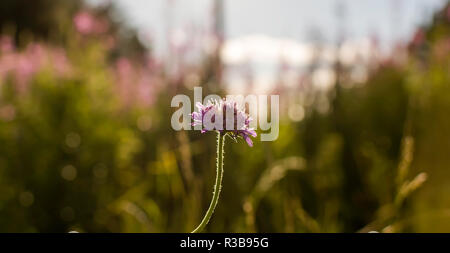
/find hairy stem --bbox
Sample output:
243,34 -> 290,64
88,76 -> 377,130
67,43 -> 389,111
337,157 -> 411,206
191,132 -> 225,233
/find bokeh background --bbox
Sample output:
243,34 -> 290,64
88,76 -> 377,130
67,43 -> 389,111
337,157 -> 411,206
0,0 -> 449,232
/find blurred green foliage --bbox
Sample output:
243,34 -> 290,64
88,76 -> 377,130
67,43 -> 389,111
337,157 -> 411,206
0,0 -> 449,232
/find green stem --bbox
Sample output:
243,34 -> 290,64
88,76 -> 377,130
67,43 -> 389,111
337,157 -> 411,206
191,132 -> 226,233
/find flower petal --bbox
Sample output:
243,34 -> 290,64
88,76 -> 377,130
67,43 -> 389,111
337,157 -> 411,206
243,135 -> 253,147
245,129 -> 257,137
191,112 -> 202,121
195,102 -> 204,110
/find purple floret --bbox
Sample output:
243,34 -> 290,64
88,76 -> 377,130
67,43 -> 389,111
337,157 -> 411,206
191,99 -> 257,147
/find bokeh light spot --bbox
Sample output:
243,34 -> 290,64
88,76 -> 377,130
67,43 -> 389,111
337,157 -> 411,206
137,115 -> 152,131
19,191 -> 34,207
288,104 -> 305,122
61,165 -> 77,181
65,132 -> 81,148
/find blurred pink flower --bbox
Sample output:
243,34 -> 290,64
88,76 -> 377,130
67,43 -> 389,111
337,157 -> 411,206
0,104 -> 16,122
104,35 -> 116,50
447,5 -> 450,21
411,28 -> 426,48
137,75 -> 154,107
73,11 -> 109,36
74,11 -> 96,35
0,39 -> 72,93
433,39 -> 450,61
15,55 -> 35,93
114,57 -> 159,108
115,57 -> 134,106
51,48 -> 72,76
0,36 -> 14,53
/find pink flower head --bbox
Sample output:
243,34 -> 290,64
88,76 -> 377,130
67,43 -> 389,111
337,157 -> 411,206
74,11 -> 96,35
0,36 -> 14,53
191,98 -> 257,147
73,11 -> 108,35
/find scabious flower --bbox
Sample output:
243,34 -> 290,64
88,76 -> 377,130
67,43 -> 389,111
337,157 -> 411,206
190,98 -> 257,233
191,98 -> 257,146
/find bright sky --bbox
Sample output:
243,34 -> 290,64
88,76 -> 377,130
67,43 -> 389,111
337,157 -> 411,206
88,0 -> 446,56
88,0 -> 447,92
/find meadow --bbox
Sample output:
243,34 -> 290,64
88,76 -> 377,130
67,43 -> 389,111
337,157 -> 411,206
0,0 -> 449,232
